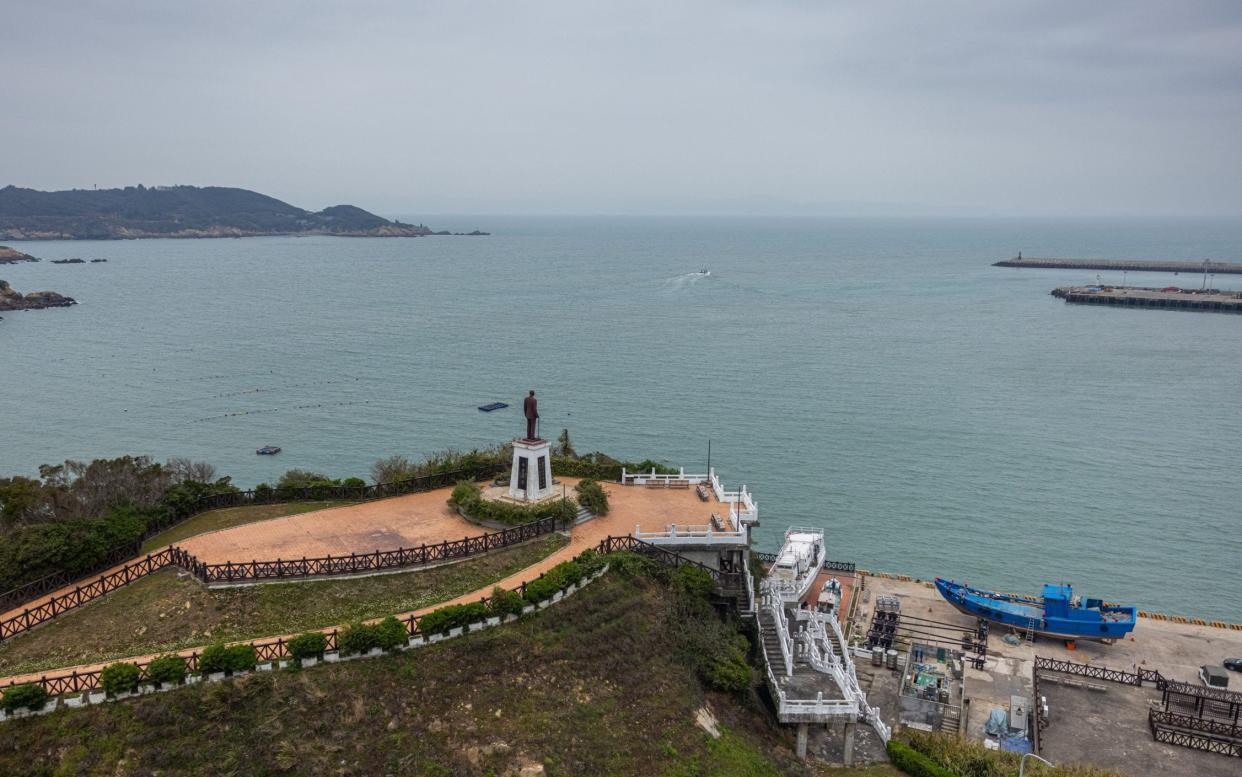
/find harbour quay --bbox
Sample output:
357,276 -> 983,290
995,256 -> 1242,274
1051,285 -> 1242,313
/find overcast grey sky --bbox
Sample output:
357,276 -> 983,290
3,1 -> 1240,217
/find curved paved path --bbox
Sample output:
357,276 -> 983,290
1,480 -> 727,686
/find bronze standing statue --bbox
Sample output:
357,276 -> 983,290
523,390 -> 539,440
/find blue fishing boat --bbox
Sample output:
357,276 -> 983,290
935,578 -> 1136,641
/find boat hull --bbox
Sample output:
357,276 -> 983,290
935,578 -> 1135,641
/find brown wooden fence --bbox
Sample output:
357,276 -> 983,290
595,535 -> 746,592
2,533 -> 726,697
0,567 -> 561,696
0,466 -> 497,614
0,516 -> 558,642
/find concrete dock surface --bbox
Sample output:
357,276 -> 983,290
851,574 -> 1242,775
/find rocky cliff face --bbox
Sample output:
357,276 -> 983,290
0,279 -> 76,311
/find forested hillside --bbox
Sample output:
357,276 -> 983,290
0,185 -> 432,239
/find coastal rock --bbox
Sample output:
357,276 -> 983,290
0,245 -> 39,264
0,279 -> 77,311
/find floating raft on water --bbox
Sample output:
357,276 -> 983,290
256,445 -> 281,455
477,402 -> 509,412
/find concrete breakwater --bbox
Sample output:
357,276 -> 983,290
1051,285 -> 1242,313
995,256 -> 1242,274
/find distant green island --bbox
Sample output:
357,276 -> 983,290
0,185 -> 484,240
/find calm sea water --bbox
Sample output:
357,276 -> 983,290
3,217 -> 1241,619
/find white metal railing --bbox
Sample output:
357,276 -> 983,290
806,612 -> 890,743
619,467 -> 709,485
763,654 -> 857,719
633,522 -> 747,545
743,554 -> 756,615
761,587 -> 795,677
708,469 -> 758,524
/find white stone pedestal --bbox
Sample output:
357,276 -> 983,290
509,438 -> 554,502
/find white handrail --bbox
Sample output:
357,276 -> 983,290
743,554 -> 756,614
765,590 -> 795,677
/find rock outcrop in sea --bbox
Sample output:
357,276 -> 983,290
0,245 -> 39,264
0,279 -> 76,311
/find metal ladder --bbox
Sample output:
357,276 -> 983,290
1024,615 -> 1038,646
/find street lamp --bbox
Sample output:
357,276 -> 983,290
1019,753 -> 1054,776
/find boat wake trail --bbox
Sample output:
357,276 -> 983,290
662,271 -> 713,291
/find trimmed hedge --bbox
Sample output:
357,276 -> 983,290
145,654 -> 187,686
522,559 -> 584,603
339,622 -> 380,655
887,740 -> 957,777
1,682 -> 48,713
287,631 -> 328,661
339,616 -> 409,654
100,662 -> 141,696
449,480 -> 577,527
375,616 -> 408,650
198,643 -> 257,674
574,479 -> 609,516
574,548 -> 607,577
418,602 -> 489,636
488,586 -> 525,618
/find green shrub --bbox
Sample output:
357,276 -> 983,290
449,480 -> 481,507
286,631 -> 327,660
418,602 -> 490,636
1,683 -> 48,713
341,476 -> 366,489
100,662 -> 141,696
886,740 -> 957,777
339,622 -> 380,655
450,478 -> 577,528
673,564 -> 716,600
606,551 -> 661,578
574,478 -> 609,516
574,548 -> 607,577
198,643 -> 229,674
375,616 -> 409,650
198,642 -> 256,674
225,644 -> 257,673
521,560 -> 582,603
704,651 -> 751,693
254,482 -> 273,501
488,586 -> 525,618
145,654 -> 187,686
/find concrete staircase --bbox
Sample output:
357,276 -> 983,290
940,705 -> 962,734
761,618 -> 788,676
573,505 -> 596,525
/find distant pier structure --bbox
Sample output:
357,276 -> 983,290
995,256 -> 1242,275
1051,286 -> 1242,314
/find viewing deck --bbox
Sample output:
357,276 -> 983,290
619,468 -> 757,546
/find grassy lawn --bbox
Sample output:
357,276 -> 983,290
0,534 -> 567,676
0,572 -> 806,777
141,501 -> 357,552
